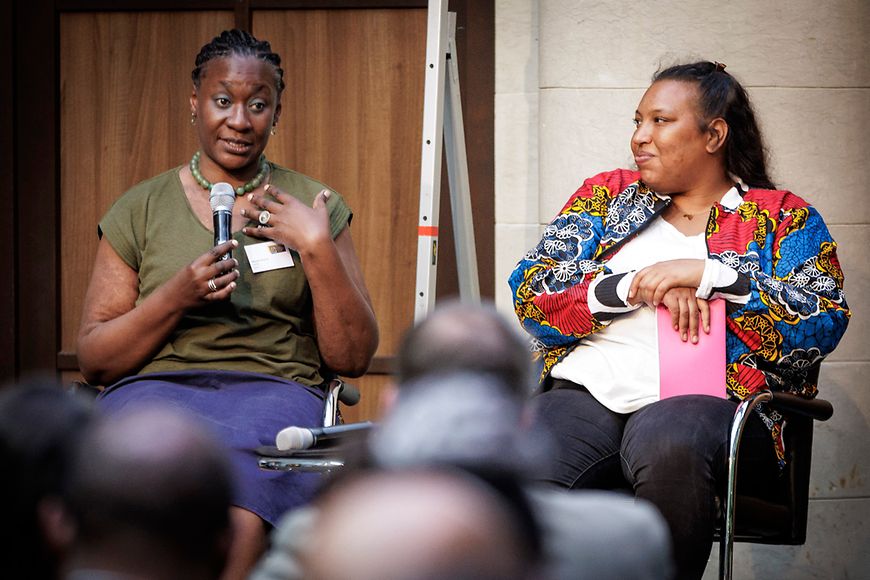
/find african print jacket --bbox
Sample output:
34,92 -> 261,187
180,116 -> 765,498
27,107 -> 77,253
509,169 -> 850,463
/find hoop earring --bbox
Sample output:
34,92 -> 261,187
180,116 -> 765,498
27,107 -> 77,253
270,125 -> 277,136
190,113 -> 197,125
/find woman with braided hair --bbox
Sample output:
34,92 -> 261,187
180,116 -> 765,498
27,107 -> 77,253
77,29 -> 378,577
510,61 -> 849,579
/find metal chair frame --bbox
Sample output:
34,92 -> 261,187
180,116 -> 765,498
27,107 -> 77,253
257,377 -> 364,474
718,380 -> 833,580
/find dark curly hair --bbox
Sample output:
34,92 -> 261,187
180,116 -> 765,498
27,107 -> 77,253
191,29 -> 285,95
654,61 -> 775,190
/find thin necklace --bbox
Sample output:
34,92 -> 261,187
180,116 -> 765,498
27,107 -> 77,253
190,151 -> 269,196
668,201 -> 716,221
678,209 -> 711,221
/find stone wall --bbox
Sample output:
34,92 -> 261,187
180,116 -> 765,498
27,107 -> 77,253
494,1 -> 870,577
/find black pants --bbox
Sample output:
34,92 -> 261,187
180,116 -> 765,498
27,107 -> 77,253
532,383 -> 780,580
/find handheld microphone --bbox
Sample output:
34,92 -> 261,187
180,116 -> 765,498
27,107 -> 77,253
209,183 -> 235,261
275,421 -> 374,451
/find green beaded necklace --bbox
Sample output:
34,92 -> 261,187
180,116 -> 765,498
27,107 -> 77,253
190,151 -> 270,196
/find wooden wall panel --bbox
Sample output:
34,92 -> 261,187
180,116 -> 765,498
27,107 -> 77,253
256,9 -> 426,359
15,0 -> 59,380
0,0 -> 14,378
255,9 -> 427,417
59,12 -> 235,357
340,374 -> 392,424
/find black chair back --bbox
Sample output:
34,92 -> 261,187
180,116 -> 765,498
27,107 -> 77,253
725,413 -> 814,544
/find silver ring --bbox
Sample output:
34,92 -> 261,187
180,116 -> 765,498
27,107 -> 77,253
207,279 -> 218,292
258,210 -> 271,225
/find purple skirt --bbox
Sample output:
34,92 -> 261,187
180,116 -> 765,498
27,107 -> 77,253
96,369 -> 326,526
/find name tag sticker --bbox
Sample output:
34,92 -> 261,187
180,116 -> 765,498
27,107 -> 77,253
244,241 -> 295,273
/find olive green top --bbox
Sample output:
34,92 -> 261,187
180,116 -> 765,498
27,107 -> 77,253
99,164 -> 352,387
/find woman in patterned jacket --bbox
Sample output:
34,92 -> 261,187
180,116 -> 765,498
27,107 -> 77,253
509,61 -> 849,579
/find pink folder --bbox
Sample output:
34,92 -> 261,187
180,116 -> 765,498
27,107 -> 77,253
657,298 -> 727,400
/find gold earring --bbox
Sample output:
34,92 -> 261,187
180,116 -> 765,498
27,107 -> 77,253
270,125 -> 277,136
190,113 -> 196,125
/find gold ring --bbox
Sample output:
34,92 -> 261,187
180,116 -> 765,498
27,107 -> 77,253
258,210 -> 271,225
208,279 -> 218,292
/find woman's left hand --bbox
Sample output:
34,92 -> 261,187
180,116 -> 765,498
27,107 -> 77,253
628,259 -> 705,308
659,287 -> 711,343
240,183 -> 379,376
242,184 -> 332,253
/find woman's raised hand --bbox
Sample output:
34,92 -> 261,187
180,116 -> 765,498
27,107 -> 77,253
166,239 -> 240,307
242,185 -> 332,254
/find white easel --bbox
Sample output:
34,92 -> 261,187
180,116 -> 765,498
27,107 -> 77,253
414,0 -> 480,323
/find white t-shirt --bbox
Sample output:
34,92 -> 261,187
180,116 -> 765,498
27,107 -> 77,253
550,216 -> 708,413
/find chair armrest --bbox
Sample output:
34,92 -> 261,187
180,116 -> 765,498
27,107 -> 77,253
322,378 -> 361,428
768,392 -> 833,422
336,380 -> 361,406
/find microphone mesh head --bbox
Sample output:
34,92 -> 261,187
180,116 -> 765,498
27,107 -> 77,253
209,182 -> 235,212
275,426 -> 315,451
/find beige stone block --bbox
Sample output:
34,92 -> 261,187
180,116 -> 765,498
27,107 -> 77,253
810,362 -> 870,499
751,88 -> 870,225
824,225 -> 867,362
537,87 -> 869,225
540,0 -> 870,89
538,88 -> 642,222
495,223 -> 545,313
702,498 -> 870,579
495,92 -> 539,225
495,0 -> 539,95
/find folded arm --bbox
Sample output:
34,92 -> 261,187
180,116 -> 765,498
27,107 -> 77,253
509,171 -> 643,349
719,205 -> 850,364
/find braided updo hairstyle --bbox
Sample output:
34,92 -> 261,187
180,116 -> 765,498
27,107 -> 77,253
654,61 -> 775,190
191,29 -> 285,95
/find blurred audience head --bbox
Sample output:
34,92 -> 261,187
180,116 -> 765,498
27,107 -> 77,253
0,377 -> 94,579
300,468 -> 542,580
322,303 -> 547,579
352,300 -> 548,476
370,371 -> 549,478
395,299 -> 533,399
55,405 -> 235,580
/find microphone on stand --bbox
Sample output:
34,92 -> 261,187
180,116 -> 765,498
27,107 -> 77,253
275,421 -> 375,451
209,183 -> 235,261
